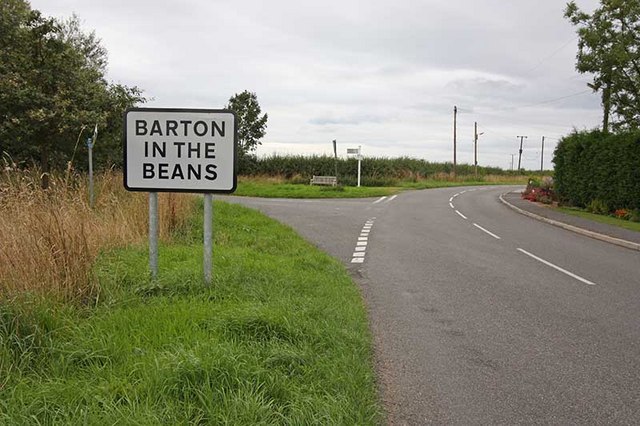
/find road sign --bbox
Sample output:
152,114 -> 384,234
347,148 -> 359,154
124,108 -> 237,193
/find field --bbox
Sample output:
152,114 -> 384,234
0,170 -> 380,424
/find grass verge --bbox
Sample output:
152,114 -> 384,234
0,200 -> 381,424
235,175 -> 528,199
557,207 -> 640,233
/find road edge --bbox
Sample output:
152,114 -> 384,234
499,191 -> 640,252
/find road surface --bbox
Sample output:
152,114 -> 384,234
221,186 -> 640,425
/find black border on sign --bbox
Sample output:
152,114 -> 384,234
123,107 -> 238,194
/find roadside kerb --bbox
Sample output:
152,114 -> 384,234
499,192 -> 640,252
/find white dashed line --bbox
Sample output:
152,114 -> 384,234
456,210 -> 468,220
449,203 -> 455,209
352,218 -> 375,263
373,196 -> 387,204
473,223 -> 501,240
388,195 -> 398,202
449,197 -> 454,202
517,248 -> 596,286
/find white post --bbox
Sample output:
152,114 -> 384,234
203,193 -> 213,285
357,145 -> 362,187
149,192 -> 159,279
87,137 -> 94,208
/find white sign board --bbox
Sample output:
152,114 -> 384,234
124,108 -> 237,193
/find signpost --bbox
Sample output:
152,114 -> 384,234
124,108 -> 237,284
347,146 -> 362,187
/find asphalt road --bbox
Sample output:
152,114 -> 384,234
221,187 -> 640,425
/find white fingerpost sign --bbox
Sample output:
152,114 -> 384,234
123,107 -> 237,285
347,146 -> 363,187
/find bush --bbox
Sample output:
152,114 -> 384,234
586,199 -> 609,215
553,130 -> 640,211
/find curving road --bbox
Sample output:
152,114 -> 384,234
222,186 -> 640,425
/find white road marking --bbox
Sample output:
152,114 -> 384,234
387,195 -> 398,202
373,196 -> 387,204
449,197 -> 454,202
352,217 -> 376,265
473,223 -> 501,240
517,248 -> 596,286
453,193 -> 459,198
449,203 -> 455,209
456,210 -> 468,220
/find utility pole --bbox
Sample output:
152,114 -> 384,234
453,106 -> 457,177
516,135 -> 527,171
474,122 -> 478,178
474,122 -> 483,178
510,154 -> 515,171
540,136 -> 545,172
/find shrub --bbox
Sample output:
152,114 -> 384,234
586,199 -> 609,215
553,130 -> 640,211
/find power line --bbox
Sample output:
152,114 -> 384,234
524,37 -> 578,74
515,89 -> 592,109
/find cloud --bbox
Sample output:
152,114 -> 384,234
30,0 -> 603,169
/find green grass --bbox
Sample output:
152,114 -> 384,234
235,180 -> 400,198
557,207 -> 640,233
234,177 -> 528,199
0,200 -> 381,424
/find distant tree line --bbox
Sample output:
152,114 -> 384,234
0,0 -> 145,187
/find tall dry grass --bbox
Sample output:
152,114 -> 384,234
0,167 -> 195,304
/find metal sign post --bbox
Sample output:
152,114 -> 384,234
203,193 -> 213,285
149,192 -> 158,279
124,108 -> 237,283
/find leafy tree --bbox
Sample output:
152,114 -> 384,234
226,90 -> 268,159
0,1 -> 144,187
565,0 -> 640,132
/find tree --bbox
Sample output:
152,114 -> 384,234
0,1 -> 144,187
565,0 -> 640,131
226,90 -> 268,158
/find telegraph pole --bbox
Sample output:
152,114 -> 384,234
511,154 -> 515,171
516,135 -> 527,171
453,106 -> 457,177
540,136 -> 545,172
474,122 -> 478,177
474,122 -> 483,178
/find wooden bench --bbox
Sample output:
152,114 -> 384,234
310,175 -> 337,186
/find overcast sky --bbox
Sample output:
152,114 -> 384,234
32,0 -> 602,170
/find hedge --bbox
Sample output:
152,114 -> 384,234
553,129 -> 640,211
239,154 -> 509,185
